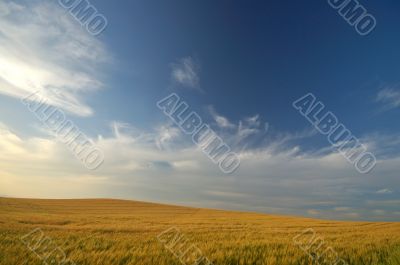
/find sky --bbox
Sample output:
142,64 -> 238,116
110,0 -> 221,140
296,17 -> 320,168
0,0 -> 399,221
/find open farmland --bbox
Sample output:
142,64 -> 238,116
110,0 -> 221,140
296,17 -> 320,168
0,198 -> 399,265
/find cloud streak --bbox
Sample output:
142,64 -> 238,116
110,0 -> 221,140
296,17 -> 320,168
0,119 -> 399,221
0,0 -> 109,116
376,86 -> 400,111
171,56 -> 201,91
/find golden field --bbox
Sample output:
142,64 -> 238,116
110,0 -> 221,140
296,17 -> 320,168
0,197 -> 399,265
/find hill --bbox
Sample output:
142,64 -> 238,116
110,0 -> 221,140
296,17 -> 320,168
0,198 -> 399,264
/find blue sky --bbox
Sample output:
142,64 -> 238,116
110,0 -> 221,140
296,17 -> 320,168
0,0 -> 399,221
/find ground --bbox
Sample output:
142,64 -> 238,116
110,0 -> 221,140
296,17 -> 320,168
0,198 -> 399,265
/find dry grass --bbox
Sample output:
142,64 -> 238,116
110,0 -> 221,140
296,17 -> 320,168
0,197 -> 399,265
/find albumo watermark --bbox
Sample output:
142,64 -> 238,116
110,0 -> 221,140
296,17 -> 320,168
58,0 -> 108,36
293,93 -> 376,174
157,227 -> 214,265
328,0 -> 377,36
293,228 -> 347,265
157,93 -> 240,174
22,91 -> 104,171
21,228 -> 76,265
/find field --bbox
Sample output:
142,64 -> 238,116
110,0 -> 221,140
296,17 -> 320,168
0,198 -> 399,265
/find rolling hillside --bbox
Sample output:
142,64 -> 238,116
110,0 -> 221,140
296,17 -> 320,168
0,198 -> 399,265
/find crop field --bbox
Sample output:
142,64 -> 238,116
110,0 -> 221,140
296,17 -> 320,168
0,198 -> 399,265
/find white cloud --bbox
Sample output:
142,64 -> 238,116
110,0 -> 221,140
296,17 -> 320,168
171,56 -> 201,90
0,0 -> 109,116
372,209 -> 386,215
156,123 -> 181,150
205,190 -> 247,198
237,117 -> 261,141
367,200 -> 400,207
376,188 -> 393,194
208,106 -> 235,129
376,87 -> 400,111
206,107 -> 274,149
334,207 -> 352,211
0,119 -> 399,220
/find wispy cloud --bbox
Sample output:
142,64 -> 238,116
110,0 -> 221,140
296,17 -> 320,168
236,115 -> 264,143
1,119 -> 399,220
155,123 -> 181,150
376,86 -> 400,111
171,56 -> 201,91
208,106 -> 235,129
205,190 -> 248,198
207,106 -> 272,149
333,207 -> 352,212
0,0 -> 109,116
376,188 -> 393,194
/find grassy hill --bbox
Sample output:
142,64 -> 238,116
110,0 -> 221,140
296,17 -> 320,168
0,198 -> 399,265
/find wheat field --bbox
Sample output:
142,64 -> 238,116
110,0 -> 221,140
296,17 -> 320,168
0,198 -> 399,265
